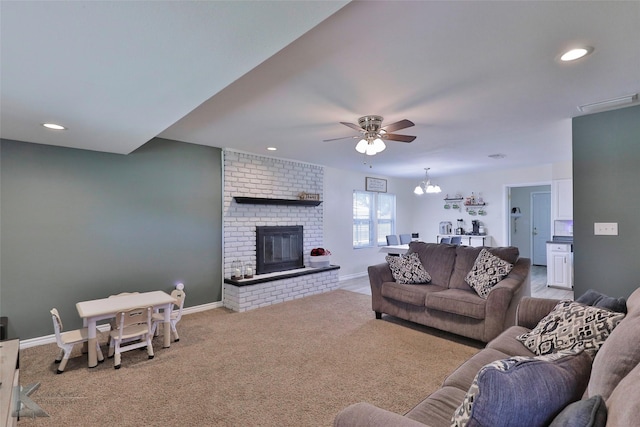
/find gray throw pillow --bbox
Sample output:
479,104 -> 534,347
464,248 -> 513,298
575,289 -> 627,314
385,253 -> 431,284
516,301 -> 625,356
451,349 -> 592,427
549,395 -> 607,427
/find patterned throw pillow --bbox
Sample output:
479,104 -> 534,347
385,253 -> 431,284
464,248 -> 513,298
516,301 -> 625,356
451,350 -> 592,427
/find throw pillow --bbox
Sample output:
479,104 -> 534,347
516,300 -> 625,356
464,248 -> 513,298
575,289 -> 627,314
549,395 -> 607,427
385,253 -> 431,284
451,349 -> 592,427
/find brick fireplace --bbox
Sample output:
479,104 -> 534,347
222,150 -> 339,312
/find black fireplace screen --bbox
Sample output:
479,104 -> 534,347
256,226 -> 304,274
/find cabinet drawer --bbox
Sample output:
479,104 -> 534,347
548,243 -> 571,252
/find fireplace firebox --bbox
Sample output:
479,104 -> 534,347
256,226 -> 304,275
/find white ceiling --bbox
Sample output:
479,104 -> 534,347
2,1 -> 639,180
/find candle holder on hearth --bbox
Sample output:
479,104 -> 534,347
231,260 -> 244,280
244,265 -> 254,279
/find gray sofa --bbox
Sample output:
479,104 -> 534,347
335,288 -> 640,427
368,242 -> 531,343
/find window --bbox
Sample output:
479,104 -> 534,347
353,190 -> 396,248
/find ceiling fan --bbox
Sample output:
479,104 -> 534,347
324,115 -> 416,155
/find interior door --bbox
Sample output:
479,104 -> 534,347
531,192 -> 551,265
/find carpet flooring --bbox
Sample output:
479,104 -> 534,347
18,290 -> 482,426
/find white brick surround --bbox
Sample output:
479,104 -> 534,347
223,150 -> 338,311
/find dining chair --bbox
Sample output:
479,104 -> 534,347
399,234 -> 412,244
108,306 -> 154,369
386,235 -> 399,245
439,237 -> 451,244
450,236 -> 462,245
50,308 -> 104,374
151,287 -> 186,342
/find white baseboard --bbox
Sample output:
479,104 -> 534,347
19,300 -> 224,350
339,271 -> 368,281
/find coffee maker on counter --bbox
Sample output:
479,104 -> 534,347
471,220 -> 486,235
472,220 -> 481,235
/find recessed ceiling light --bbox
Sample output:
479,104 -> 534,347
42,123 -> 66,130
267,147 -> 277,151
560,47 -> 593,62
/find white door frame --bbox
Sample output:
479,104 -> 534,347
504,182 -> 551,248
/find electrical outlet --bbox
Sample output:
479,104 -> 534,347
594,222 -> 618,235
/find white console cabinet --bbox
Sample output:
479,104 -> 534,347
546,243 -> 573,289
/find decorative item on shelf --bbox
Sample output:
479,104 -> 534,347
310,247 -> 331,268
231,260 -> 244,280
298,192 -> 320,201
244,266 -> 253,279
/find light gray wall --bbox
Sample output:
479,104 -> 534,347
572,104 -> 640,299
0,138 -> 222,340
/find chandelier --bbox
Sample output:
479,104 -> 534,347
414,168 -> 441,195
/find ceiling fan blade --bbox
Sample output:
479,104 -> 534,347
382,119 -> 415,133
323,135 -> 359,142
382,133 -> 416,143
340,121 -> 365,132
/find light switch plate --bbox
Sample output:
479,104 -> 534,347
594,222 -> 618,235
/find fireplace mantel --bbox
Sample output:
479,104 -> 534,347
234,197 -> 322,206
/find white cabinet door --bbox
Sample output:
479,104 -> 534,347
546,244 -> 573,289
553,179 -> 573,220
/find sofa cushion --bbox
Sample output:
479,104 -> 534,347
549,395 -> 607,427
426,289 -> 486,320
587,294 -> 640,399
575,289 -> 627,313
449,246 -> 519,290
406,386 -> 468,427
465,249 -> 514,298
451,349 -> 592,427
407,242 -> 457,287
386,253 -> 432,284
486,325 -> 537,357
381,282 -> 445,306
604,361 -> 640,427
516,300 -> 625,356
442,348 -> 511,392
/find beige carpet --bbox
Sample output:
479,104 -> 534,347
18,290 -> 481,426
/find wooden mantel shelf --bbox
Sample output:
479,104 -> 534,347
234,197 -> 322,206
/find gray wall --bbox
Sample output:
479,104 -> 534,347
572,104 -> 640,299
0,138 -> 222,340
510,185 -> 550,260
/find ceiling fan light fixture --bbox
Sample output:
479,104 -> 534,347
365,144 -> 378,156
355,139 -> 368,154
372,138 -> 385,153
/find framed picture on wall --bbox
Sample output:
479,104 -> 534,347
365,177 -> 387,192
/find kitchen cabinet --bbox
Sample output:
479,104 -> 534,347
553,179 -> 573,220
546,243 -> 573,289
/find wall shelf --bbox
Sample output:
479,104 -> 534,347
234,197 -> 322,206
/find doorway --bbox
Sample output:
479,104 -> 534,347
507,185 -> 551,263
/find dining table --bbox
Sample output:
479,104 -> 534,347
378,244 -> 410,255
76,290 -> 177,368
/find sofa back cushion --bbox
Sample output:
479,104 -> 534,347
407,242 -> 457,287
449,245 -> 520,290
587,287 -> 640,399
